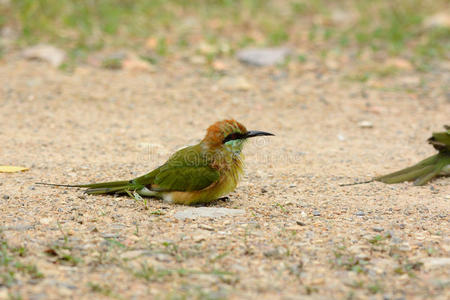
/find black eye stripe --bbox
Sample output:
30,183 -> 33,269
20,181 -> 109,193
223,132 -> 245,143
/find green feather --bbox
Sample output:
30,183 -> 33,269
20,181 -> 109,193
36,180 -> 139,195
375,153 -> 450,186
78,180 -> 131,189
36,180 -> 131,189
374,126 -> 450,186
135,144 -> 219,191
153,166 -> 219,191
38,144 -> 220,196
85,185 -> 133,195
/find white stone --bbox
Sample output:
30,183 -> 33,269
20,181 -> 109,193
422,257 -> 450,270
23,44 -> 66,67
236,47 -> 291,66
358,121 -> 373,128
174,207 -> 245,220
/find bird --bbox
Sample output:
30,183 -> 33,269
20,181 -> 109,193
37,119 -> 274,205
341,126 -> 450,186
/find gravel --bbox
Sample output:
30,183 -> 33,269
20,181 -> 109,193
0,56 -> 448,299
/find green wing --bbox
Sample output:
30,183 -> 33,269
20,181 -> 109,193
428,125 -> 450,152
134,144 -> 220,192
153,165 -> 219,191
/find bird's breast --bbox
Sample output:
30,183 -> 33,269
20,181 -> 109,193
163,155 -> 244,205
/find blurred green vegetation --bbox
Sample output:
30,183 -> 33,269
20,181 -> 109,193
1,233 -> 44,288
1,0 -> 449,65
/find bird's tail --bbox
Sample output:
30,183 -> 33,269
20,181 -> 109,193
375,153 -> 450,186
36,180 -> 136,195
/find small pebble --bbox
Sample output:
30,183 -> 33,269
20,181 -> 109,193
236,47 -> 290,66
398,243 -> 411,251
372,227 -> 384,232
155,253 -> 172,262
198,224 -> 214,231
102,233 -> 119,238
358,120 -> 373,128
313,211 -> 321,216
194,235 -> 206,243
263,247 -> 287,258
3,195 -> 10,200
296,221 -> 306,226
355,211 -> 365,216
39,217 -> 52,225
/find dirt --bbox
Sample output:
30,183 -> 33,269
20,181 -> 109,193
0,56 -> 449,299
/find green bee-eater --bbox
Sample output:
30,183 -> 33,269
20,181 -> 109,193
375,125 -> 450,185
342,126 -> 450,186
38,120 -> 274,205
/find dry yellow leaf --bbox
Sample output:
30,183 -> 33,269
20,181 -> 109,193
0,165 -> 29,173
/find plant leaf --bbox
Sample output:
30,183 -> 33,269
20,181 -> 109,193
0,165 -> 29,173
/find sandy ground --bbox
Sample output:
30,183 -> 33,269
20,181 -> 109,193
1,55 -> 449,299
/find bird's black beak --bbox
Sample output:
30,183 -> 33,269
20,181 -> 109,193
244,130 -> 275,139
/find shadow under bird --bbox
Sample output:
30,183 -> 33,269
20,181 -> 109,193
37,120 -> 274,205
342,126 -> 450,186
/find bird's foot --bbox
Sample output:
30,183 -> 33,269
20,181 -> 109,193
134,191 -> 144,202
125,190 -> 144,201
126,190 -> 149,209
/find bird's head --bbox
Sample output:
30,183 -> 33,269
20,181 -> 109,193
202,119 -> 274,154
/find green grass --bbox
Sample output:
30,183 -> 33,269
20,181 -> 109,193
88,282 -> 114,297
367,281 -> 383,294
1,0 -> 449,66
133,263 -> 234,283
134,264 -> 174,282
44,244 -> 82,266
393,261 -> 423,277
104,237 -> 127,249
333,250 -> 369,274
0,234 -> 44,287
368,234 -> 385,245
88,282 -> 126,300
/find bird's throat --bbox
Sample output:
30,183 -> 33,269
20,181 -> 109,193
224,139 -> 245,155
